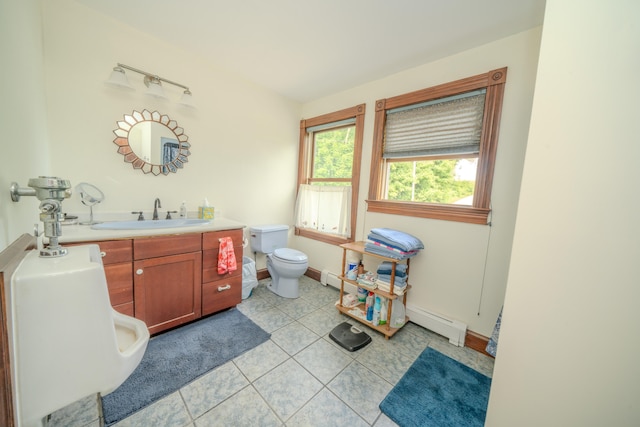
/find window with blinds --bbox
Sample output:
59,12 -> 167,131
368,68 -> 507,225
383,89 -> 486,159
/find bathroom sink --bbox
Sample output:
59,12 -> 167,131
91,219 -> 210,230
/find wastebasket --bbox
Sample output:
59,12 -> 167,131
242,256 -> 259,299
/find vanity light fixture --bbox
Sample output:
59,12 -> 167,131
106,63 -> 194,107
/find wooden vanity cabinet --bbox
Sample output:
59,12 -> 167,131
133,234 -> 202,335
202,229 -> 243,316
67,240 -> 134,316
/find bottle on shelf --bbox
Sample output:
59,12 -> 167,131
372,296 -> 381,325
365,292 -> 374,322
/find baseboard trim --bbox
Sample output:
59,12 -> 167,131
465,330 -> 493,358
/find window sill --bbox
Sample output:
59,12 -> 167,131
366,200 -> 490,225
294,228 -> 353,246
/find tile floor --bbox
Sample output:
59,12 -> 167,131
47,276 -> 495,427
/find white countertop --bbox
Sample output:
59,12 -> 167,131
55,217 -> 246,243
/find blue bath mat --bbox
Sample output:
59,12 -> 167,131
379,347 -> 491,427
101,308 -> 270,425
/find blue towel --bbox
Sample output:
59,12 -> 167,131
364,242 -> 418,260
376,261 -> 407,277
369,228 -> 424,252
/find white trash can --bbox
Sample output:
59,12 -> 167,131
242,256 -> 259,299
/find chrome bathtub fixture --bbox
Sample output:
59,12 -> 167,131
10,176 -> 72,257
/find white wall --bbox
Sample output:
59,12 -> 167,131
297,28 -> 542,335
0,0 -> 51,249
41,0 -> 301,239
486,1 -> 640,425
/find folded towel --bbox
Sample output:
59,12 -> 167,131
365,241 -> 419,260
376,281 -> 407,296
217,237 -> 238,274
369,228 -> 424,251
376,261 -> 407,277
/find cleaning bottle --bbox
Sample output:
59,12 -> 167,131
379,297 -> 388,325
372,296 -> 381,326
179,201 -> 187,218
391,298 -> 406,328
365,292 -> 374,321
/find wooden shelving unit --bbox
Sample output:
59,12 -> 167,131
337,241 -> 410,339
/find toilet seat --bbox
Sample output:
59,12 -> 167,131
272,248 -> 308,263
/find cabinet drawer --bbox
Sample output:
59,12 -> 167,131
202,276 -> 241,316
67,240 -> 132,265
202,229 -> 243,283
98,240 -> 133,264
134,234 -> 201,260
104,262 -> 133,307
202,229 -> 243,250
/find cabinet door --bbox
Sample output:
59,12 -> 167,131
104,262 -> 134,316
134,251 -> 202,335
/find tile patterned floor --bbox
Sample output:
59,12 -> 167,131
47,276 -> 495,427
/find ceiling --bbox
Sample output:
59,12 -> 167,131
74,0 -> 546,103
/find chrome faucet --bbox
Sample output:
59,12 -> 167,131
153,198 -> 162,220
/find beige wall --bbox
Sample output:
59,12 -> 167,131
487,0 -> 640,425
297,28 -> 542,335
1,0 -> 541,337
0,0 -> 51,249
42,0 -> 301,233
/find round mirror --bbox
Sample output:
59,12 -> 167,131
112,109 -> 191,175
76,182 -> 105,225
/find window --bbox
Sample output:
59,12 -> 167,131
296,104 -> 365,244
368,68 -> 507,224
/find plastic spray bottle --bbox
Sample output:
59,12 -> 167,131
365,292 -> 374,321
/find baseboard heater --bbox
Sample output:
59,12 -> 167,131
320,269 -> 467,347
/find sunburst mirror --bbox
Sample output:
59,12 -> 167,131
112,109 -> 191,175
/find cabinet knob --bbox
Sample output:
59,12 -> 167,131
136,269 -> 144,275
100,251 -> 106,258
217,284 -> 231,292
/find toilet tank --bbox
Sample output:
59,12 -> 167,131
250,225 -> 289,253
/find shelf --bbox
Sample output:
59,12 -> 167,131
335,303 -> 408,338
337,240 -> 411,340
339,275 -> 411,301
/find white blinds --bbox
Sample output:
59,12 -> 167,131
383,89 -> 486,159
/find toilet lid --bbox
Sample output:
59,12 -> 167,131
273,248 -> 308,262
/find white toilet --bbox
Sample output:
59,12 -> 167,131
250,225 -> 308,298
10,244 -> 149,427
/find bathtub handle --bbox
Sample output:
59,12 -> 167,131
136,269 -> 144,275
217,284 -> 231,292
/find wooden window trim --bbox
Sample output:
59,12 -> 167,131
296,104 -> 365,244
367,68 -> 507,224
